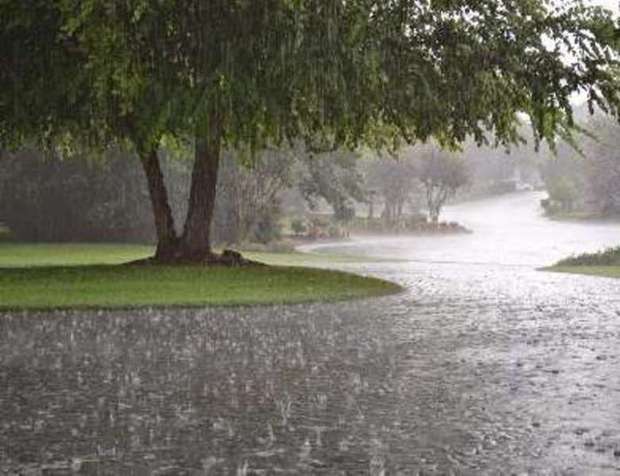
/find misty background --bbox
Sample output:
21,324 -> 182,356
1,103 -> 618,249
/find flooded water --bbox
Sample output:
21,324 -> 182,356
2,192 -> 620,474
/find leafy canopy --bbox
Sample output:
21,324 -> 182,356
1,0 -> 619,154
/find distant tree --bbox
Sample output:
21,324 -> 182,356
583,114 -> 620,214
3,0 -> 620,263
537,106 -> 620,216
214,149 -> 294,244
298,150 -> 366,224
539,140 -> 586,213
547,176 -> 580,212
457,128 -> 544,196
418,151 -> 469,224
365,155 -> 419,224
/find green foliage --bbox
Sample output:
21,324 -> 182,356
0,0 -> 92,150
555,247 -> 620,267
4,0 -> 620,154
3,0 -> 620,256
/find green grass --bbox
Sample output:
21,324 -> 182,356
0,243 -> 402,310
0,224 -> 11,241
0,243 -> 380,268
545,246 -> 620,279
0,243 -> 154,267
547,211 -> 620,222
553,246 -> 620,267
546,265 -> 620,279
547,211 -> 605,221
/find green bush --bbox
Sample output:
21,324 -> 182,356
556,247 -> 620,266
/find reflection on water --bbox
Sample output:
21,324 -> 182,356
2,192 -> 620,474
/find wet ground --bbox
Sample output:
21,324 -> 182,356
2,192 -> 620,474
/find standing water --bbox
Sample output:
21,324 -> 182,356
306,191 -> 620,266
2,192 -> 620,474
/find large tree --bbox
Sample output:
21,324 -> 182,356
2,0 -> 620,263
1,0 -> 187,259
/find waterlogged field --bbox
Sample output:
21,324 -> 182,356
2,193 -> 620,473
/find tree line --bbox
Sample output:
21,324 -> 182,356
0,144 -> 468,243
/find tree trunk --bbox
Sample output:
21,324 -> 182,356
139,147 -> 179,261
180,126 -> 221,261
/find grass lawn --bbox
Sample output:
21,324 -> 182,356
545,246 -> 620,279
546,265 -> 620,279
0,242 -> 381,268
0,243 -> 402,310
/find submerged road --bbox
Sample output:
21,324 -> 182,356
2,192 -> 620,474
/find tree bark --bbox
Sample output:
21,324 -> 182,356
180,124 -> 221,260
139,148 -> 179,261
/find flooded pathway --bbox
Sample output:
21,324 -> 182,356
2,192 -> 620,474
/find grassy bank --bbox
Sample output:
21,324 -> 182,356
0,243 -> 402,310
548,265 -> 620,279
546,246 -> 620,279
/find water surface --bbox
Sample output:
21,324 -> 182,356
2,192 -> 620,474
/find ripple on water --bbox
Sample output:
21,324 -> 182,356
3,193 -> 620,473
